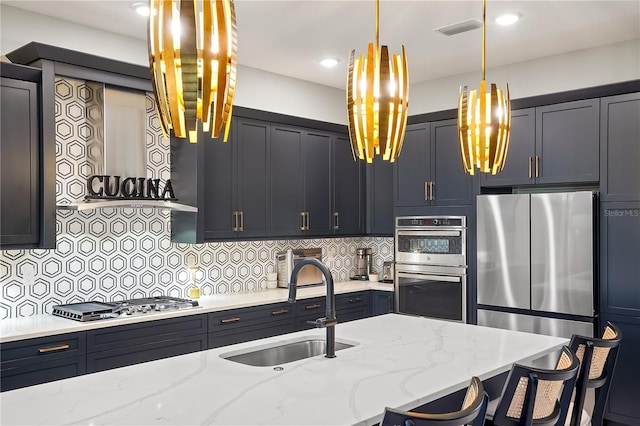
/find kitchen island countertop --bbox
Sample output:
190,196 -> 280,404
0,280 -> 392,343
0,314 -> 567,426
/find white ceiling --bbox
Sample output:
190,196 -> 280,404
4,0 -> 640,89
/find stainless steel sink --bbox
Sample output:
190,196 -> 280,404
220,337 -> 357,367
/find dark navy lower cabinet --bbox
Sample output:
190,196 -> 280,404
371,290 -> 394,316
602,313 -> 640,425
0,332 -> 87,392
208,302 -> 295,349
86,314 -> 208,373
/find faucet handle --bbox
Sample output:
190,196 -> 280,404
307,317 -> 338,328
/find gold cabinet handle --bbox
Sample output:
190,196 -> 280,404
424,182 -> 429,201
232,211 -> 239,232
333,212 -> 339,230
38,344 -> 70,353
300,211 -> 306,231
430,181 -> 435,201
271,309 -> 289,316
220,317 -> 241,324
306,212 -> 310,230
305,303 -> 321,310
535,156 -> 540,178
239,211 -> 244,232
528,157 -> 532,178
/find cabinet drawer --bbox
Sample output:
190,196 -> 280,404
294,297 -> 326,316
87,314 -> 207,353
336,292 -> 368,310
1,332 -> 86,365
210,302 -> 294,331
209,319 -> 295,349
1,355 -> 86,392
87,334 -> 207,373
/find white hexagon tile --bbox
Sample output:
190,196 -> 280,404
0,76 -> 393,319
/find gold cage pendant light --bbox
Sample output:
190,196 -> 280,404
347,0 -> 409,163
458,0 -> 511,175
149,0 -> 238,143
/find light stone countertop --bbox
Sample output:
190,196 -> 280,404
0,314 -> 567,426
0,280 -> 393,343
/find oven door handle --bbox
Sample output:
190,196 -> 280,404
395,230 -> 462,237
396,272 -> 461,282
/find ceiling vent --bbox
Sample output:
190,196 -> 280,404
435,19 -> 482,36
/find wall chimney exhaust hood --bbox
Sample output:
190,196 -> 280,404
56,83 -> 196,212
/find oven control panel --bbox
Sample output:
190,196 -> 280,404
396,217 -> 465,228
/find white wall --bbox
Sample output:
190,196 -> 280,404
410,38 -> 640,114
2,4 -> 639,125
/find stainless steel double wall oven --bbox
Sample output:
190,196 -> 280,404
395,216 -> 467,322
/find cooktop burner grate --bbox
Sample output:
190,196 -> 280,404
52,296 -> 200,322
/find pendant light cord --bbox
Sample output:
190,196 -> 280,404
375,0 -> 380,50
482,0 -> 486,81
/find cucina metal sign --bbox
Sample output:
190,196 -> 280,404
86,175 -> 177,201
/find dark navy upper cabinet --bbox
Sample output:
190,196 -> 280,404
535,99 -> 600,184
480,108 -> 536,187
430,119 -> 473,206
394,123 -> 431,208
0,63 -> 55,249
394,119 -> 472,209
366,155 -> 394,235
333,134 -> 364,235
600,201 -> 640,316
600,93 -> 640,202
481,99 -> 599,187
204,118 -> 270,240
270,125 -> 332,237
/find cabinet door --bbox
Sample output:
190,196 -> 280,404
204,122 -> 237,240
601,313 -> 640,425
394,123 -> 430,207
366,156 -> 394,235
600,202 -> 640,316
333,134 -> 364,235
270,125 -> 304,236
236,118 -> 270,238
431,119 -> 473,206
0,77 -> 40,247
481,108 -> 536,187
535,99 -> 599,184
600,93 -> 640,202
371,290 -> 395,316
303,131 -> 332,236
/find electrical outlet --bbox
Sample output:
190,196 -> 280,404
23,265 -> 35,287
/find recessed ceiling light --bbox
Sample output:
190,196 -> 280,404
132,3 -> 150,17
320,58 -> 339,68
495,13 -> 520,26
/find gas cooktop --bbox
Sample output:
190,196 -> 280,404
52,296 -> 200,322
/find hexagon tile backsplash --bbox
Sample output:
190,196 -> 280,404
0,75 -> 394,319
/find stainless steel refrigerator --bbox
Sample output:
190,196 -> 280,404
476,191 -> 598,343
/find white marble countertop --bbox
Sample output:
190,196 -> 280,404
0,281 -> 393,343
0,314 -> 567,426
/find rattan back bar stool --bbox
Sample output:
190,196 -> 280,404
381,376 -> 488,426
490,346 -> 580,426
566,321 -> 622,426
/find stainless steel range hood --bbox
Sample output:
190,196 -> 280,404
56,83 -> 196,212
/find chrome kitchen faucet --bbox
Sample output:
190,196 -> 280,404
287,258 -> 337,358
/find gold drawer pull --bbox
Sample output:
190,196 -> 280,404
38,344 -> 70,353
220,317 -> 241,324
305,303 -> 321,310
271,309 -> 289,316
